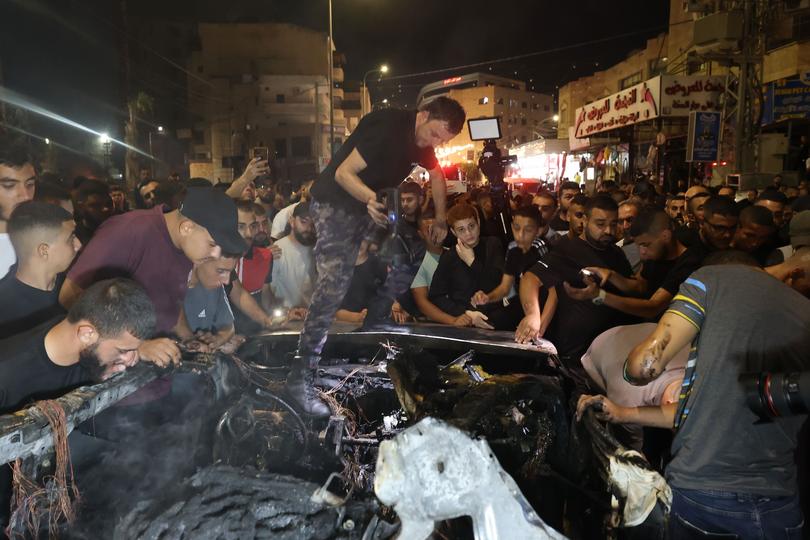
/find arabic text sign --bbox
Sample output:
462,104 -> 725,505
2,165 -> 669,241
573,76 -> 661,138
762,74 -> 810,124
660,75 -> 725,116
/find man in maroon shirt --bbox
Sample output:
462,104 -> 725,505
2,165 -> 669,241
60,187 -> 245,366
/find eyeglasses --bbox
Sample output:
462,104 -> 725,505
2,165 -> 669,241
705,221 -> 737,234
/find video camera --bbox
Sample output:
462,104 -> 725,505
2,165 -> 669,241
372,187 -> 414,267
740,371 -> 810,420
468,117 -> 516,239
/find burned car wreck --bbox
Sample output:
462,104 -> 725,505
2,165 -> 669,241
0,323 -> 671,539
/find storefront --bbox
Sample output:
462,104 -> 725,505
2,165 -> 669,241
509,138 -> 580,189
569,75 -> 725,190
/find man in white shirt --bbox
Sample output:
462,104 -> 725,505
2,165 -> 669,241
270,180 -> 314,240
0,136 -> 37,279
269,202 -> 316,308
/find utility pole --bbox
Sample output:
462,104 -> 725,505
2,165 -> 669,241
328,0 -> 335,157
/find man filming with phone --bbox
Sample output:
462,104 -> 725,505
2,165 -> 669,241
287,96 -> 465,416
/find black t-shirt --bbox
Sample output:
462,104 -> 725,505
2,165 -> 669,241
549,213 -> 569,233
527,236 -> 635,360
340,255 -> 388,313
428,236 -> 505,316
310,109 -> 438,214
0,320 -> 87,414
505,245 -> 543,293
640,245 -> 706,297
0,272 -> 66,339
676,224 -> 701,247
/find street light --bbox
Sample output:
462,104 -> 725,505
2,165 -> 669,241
98,132 -> 110,144
362,64 -> 390,117
157,125 -> 164,133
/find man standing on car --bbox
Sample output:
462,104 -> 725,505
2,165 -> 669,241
289,96 -> 466,416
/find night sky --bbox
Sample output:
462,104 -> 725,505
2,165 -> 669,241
0,0 -> 669,147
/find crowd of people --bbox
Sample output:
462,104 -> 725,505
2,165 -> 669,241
0,92 -> 809,538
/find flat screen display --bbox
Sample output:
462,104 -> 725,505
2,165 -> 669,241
468,117 -> 501,141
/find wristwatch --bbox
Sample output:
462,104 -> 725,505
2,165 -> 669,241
592,288 -> 607,306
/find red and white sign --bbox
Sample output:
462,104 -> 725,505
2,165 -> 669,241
574,76 -> 662,138
572,75 -> 725,139
660,75 -> 724,116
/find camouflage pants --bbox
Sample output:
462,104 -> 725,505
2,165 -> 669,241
296,199 -> 375,363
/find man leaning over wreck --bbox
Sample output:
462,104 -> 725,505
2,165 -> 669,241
617,252 -> 810,539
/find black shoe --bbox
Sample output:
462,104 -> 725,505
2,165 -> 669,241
285,357 -> 330,417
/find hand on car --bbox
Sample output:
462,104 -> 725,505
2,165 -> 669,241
576,394 -> 625,424
515,314 -> 542,344
138,338 -> 181,368
465,310 -> 494,330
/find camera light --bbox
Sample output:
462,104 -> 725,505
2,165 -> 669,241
273,309 -> 284,318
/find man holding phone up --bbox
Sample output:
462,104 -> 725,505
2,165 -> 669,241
288,96 -> 466,416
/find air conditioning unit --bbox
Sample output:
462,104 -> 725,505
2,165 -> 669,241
684,0 -> 715,13
693,10 -> 744,49
785,0 -> 810,12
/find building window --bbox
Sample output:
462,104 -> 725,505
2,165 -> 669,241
544,105 -> 550,112
497,97 -> 504,105
521,102 -> 527,109
292,136 -> 311,158
193,130 -> 205,145
509,99 -> 518,108
275,138 -> 287,158
521,118 -> 527,126
276,94 -> 286,103
479,96 -> 489,105
532,103 -> 540,110
649,58 -> 666,77
619,71 -> 643,90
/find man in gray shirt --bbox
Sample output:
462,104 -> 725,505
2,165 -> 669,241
621,252 -> 810,539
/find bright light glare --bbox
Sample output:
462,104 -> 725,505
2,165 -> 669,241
552,114 -> 560,122
380,64 -> 389,74
44,138 -> 50,145
157,125 -> 164,133
99,132 -> 110,144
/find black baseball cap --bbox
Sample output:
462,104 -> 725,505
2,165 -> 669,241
179,187 -> 247,254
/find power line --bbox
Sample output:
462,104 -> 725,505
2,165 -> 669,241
381,26 -> 669,82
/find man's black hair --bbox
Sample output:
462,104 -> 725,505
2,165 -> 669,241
512,204 -> 542,226
235,198 -> 256,213
703,195 -> 740,220
0,132 -> 34,169
187,177 -> 213,188
75,178 -> 110,202
702,249 -> 760,268
153,181 -> 185,210
739,205 -> 775,228
559,181 -> 580,193
7,201 -> 73,252
400,181 -> 423,197
630,209 -> 672,237
757,189 -> 788,204
533,190 -> 556,203
571,193 -> 589,207
585,194 -> 618,216
34,179 -> 72,204
419,97 -> 466,134
67,278 -> 156,340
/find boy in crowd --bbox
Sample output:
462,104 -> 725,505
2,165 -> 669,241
178,255 -> 242,353
0,202 -> 81,338
428,203 -> 509,330
470,205 -> 545,327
